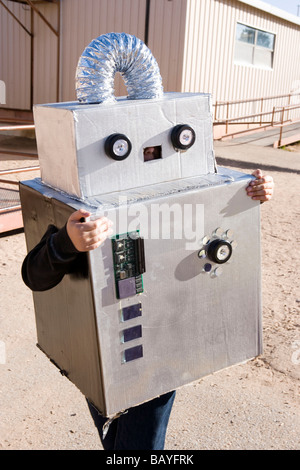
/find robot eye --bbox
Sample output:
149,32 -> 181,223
105,134 -> 132,160
171,124 -> 196,150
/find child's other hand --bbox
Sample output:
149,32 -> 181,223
246,169 -> 274,203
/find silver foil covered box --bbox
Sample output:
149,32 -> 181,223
20,170 -> 262,417
33,92 -> 215,198
21,33 -> 262,417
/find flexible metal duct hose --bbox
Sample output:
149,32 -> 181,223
75,32 -> 164,104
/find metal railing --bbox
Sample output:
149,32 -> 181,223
214,92 -> 300,121
214,92 -> 300,130
0,120 -> 38,155
275,105 -> 300,148
214,92 -> 300,141
0,166 -> 39,185
0,121 -> 37,158
0,122 -> 39,223
0,167 -> 40,214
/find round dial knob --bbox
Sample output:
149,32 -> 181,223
171,124 -> 196,150
105,133 -> 132,160
207,239 -> 232,264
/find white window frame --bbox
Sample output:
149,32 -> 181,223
234,22 -> 276,70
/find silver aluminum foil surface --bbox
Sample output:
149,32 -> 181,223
75,32 -> 164,104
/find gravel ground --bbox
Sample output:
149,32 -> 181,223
0,139 -> 299,450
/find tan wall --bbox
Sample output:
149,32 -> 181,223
0,1 -> 31,109
1,0 -> 300,113
147,0 -> 187,93
59,0 -> 187,100
0,0 -> 148,109
33,1 -> 59,106
60,0 -> 147,102
182,0 -> 300,119
0,0 -> 188,108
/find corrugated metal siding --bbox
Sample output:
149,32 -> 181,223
33,2 -> 59,105
147,0 -> 187,93
1,0 -> 300,114
182,0 -> 300,119
60,0 -> 147,102
60,0 -> 187,97
0,1 -> 31,109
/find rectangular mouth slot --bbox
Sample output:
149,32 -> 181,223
143,145 -> 162,162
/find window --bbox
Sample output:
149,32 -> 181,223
234,23 -> 275,69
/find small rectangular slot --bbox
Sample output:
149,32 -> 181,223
122,345 -> 143,363
118,277 -> 136,299
143,145 -> 162,162
121,325 -> 142,343
121,303 -> 142,322
134,237 -> 146,275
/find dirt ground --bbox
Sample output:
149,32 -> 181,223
0,136 -> 299,450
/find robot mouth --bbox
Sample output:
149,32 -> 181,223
143,146 -> 162,162
75,32 -> 164,104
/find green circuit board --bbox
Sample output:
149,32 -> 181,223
111,231 -> 145,299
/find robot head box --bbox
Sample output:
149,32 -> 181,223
34,32 -> 215,199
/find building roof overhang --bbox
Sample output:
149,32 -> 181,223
237,0 -> 300,27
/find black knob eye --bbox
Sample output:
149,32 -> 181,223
105,134 -> 132,160
207,239 -> 232,264
171,124 -> 196,150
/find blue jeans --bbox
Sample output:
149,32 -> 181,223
87,391 -> 176,450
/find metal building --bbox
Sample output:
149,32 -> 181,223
1,0 -> 300,117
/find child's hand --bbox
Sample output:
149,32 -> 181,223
66,209 -> 113,252
246,169 -> 274,203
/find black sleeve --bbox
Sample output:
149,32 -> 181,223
21,224 -> 81,292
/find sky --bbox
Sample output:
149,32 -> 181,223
262,0 -> 300,16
